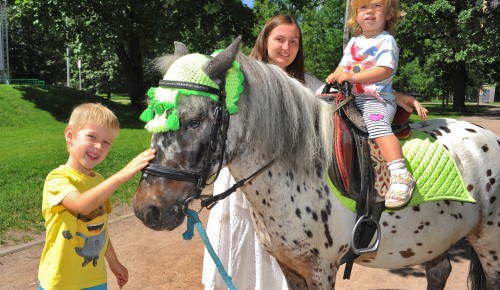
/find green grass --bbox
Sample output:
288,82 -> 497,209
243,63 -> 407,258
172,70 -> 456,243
0,85 -> 494,245
0,85 -> 150,245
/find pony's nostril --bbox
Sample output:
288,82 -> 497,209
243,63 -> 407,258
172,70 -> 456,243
144,206 -> 160,227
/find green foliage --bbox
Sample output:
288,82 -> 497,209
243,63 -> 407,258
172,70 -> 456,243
0,85 -> 150,243
8,0 -> 500,111
397,0 -> 500,111
301,0 -> 345,79
10,0 -> 255,110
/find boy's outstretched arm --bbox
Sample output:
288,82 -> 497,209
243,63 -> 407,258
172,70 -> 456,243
62,148 -> 156,215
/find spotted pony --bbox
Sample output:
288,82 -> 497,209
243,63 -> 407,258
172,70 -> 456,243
133,38 -> 500,289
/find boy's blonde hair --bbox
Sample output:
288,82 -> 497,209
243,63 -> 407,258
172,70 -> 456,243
348,0 -> 405,36
68,103 -> 120,134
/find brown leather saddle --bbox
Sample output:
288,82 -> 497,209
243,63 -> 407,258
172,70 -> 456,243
317,82 -> 412,279
317,84 -> 411,201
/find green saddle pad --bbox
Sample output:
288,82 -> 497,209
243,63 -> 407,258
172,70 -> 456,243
328,130 -> 475,212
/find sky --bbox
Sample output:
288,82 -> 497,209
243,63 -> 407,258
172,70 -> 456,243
242,0 -> 254,8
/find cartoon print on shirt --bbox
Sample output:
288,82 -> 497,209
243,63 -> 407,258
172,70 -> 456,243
345,41 -> 384,101
62,204 -> 107,267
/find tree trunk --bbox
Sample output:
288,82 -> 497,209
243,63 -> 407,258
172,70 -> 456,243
452,60 -> 467,113
343,0 -> 351,50
115,33 -> 146,113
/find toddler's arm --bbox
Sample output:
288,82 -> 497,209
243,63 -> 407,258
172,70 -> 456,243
328,66 -> 393,85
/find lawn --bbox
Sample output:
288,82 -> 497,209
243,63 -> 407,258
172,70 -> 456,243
0,85 -> 151,245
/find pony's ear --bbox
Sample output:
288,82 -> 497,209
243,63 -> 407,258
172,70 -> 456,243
173,41 -> 189,56
203,36 -> 241,87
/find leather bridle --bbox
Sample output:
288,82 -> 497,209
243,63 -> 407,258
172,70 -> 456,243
140,79 -> 273,213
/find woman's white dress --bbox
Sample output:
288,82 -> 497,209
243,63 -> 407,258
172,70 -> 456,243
201,168 -> 288,290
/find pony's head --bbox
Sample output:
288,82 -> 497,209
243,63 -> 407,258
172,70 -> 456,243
134,37 -> 333,231
134,37 -> 243,230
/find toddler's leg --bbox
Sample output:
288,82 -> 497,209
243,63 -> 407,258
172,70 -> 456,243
375,135 -> 416,208
357,98 -> 415,208
385,158 -> 416,208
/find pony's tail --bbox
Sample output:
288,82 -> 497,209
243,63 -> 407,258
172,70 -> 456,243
468,245 -> 487,290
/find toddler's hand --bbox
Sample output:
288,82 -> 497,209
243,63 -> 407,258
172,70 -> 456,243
335,72 -> 354,84
326,72 -> 336,84
326,67 -> 346,84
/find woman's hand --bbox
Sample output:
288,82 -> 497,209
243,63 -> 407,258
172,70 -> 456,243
394,92 -> 428,120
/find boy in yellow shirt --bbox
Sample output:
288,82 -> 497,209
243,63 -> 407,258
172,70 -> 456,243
38,103 -> 155,290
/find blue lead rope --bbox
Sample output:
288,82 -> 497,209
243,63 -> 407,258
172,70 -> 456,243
183,208 -> 236,290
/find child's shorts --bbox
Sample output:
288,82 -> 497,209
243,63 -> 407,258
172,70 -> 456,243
39,281 -> 107,290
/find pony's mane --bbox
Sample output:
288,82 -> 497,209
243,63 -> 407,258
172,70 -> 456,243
236,53 -> 334,169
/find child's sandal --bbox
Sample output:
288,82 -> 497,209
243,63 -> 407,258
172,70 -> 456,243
385,172 -> 416,208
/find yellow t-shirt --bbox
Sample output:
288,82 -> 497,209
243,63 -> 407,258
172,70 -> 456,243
38,165 -> 112,290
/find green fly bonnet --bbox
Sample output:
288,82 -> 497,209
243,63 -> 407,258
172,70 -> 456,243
140,52 -> 244,133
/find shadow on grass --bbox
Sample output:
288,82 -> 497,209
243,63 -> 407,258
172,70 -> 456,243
16,85 -> 145,129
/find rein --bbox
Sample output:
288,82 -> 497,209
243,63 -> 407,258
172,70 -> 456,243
201,159 -> 275,209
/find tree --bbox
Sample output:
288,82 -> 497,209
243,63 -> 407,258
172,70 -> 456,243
12,0 -> 254,111
301,0 -> 345,79
398,0 -> 500,112
9,3 -> 67,84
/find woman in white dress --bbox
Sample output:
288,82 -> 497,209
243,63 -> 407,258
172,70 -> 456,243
202,15 -> 428,290
202,15 -> 308,290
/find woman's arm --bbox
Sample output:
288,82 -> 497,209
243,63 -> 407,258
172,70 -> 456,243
394,92 -> 428,120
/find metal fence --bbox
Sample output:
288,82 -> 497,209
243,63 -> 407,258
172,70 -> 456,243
0,79 -> 45,85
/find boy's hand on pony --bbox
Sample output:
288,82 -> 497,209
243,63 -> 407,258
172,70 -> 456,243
115,148 -> 156,183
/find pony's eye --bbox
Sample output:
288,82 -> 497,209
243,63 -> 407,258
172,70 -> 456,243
187,120 -> 201,130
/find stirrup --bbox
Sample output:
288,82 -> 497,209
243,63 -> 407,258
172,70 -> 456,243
351,215 -> 381,255
385,172 -> 416,208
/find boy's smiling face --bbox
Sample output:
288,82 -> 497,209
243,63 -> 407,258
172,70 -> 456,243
65,124 -> 117,175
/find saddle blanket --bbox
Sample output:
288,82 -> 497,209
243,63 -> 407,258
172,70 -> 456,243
328,130 -> 476,212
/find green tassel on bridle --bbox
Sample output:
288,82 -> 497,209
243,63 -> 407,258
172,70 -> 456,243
140,52 -> 244,133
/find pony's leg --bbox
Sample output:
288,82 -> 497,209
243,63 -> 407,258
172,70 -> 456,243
278,263 -> 308,290
467,236 -> 500,290
278,260 -> 338,290
423,252 -> 451,290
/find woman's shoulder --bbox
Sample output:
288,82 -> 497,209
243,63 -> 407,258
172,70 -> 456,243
304,73 -> 325,92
